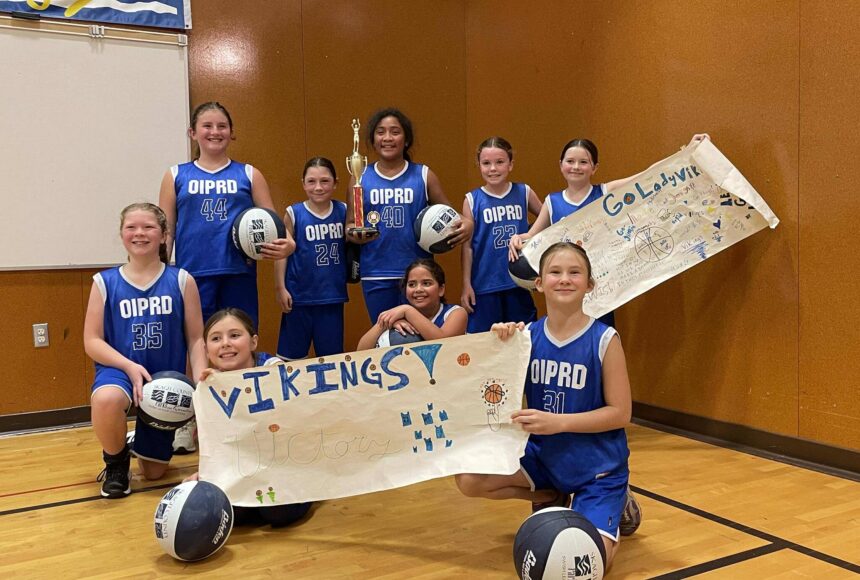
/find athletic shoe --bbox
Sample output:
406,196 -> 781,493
98,447 -> 131,499
173,419 -> 197,454
532,489 -> 570,513
619,487 -> 642,536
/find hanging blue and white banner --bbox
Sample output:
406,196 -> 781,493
0,0 -> 191,30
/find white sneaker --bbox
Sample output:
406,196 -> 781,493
173,419 -> 197,454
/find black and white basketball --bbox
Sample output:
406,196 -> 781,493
414,204 -> 460,254
154,481 -> 234,562
375,329 -> 424,348
513,507 -> 606,580
231,207 -> 286,260
509,251 -> 538,291
138,371 -> 195,431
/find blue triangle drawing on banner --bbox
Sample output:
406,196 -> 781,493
412,344 -> 443,380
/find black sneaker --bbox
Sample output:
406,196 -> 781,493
619,487 -> 642,536
97,447 -> 131,499
532,489 -> 570,513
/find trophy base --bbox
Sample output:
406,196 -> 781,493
348,226 -> 380,239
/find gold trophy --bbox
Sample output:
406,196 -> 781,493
346,118 -> 379,237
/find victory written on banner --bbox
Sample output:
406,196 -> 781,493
195,332 -> 531,506
522,139 -> 780,318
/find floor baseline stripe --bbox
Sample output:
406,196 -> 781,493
630,485 -> 860,574
0,481 -> 180,517
647,544 -> 784,579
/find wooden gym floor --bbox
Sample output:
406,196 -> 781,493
1,423 -> 858,579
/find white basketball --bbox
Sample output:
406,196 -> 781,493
509,251 -> 538,290
138,371 -> 195,431
154,481 -> 234,562
231,207 -> 286,260
513,507 -> 606,580
413,204 -> 460,254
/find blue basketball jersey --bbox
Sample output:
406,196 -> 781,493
525,317 -> 629,487
467,183 -> 530,294
430,302 -> 462,327
360,161 -> 430,278
94,264 -> 188,374
172,160 -> 256,277
285,201 -> 348,306
547,184 -> 606,224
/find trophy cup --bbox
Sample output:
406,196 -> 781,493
346,118 -> 379,238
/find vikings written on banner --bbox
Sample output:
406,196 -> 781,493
0,0 -> 191,29
522,139 -> 780,318
195,332 -> 531,506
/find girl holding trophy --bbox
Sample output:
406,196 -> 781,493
345,108 -> 473,323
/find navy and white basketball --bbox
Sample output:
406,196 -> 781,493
231,207 -> 286,260
138,371 -> 195,431
154,481 -> 234,562
509,251 -> 538,291
375,329 -> 424,348
414,204 -> 460,254
513,507 -> 606,580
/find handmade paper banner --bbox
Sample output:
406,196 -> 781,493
195,331 -> 531,506
522,139 -> 780,318
0,0 -> 191,29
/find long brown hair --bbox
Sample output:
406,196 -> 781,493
203,308 -> 258,342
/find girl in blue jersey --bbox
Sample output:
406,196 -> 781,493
185,308 -> 312,527
159,101 -> 294,328
508,135 -> 711,258
461,137 -> 542,332
455,242 -> 641,570
357,259 -> 467,350
275,157 -> 348,359
508,134 -> 709,327
84,203 -> 207,499
346,108 -> 473,323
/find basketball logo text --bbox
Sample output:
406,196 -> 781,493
521,549 -> 537,580
187,179 -> 239,195
530,359 -> 587,390
482,204 -> 523,224
119,296 -> 174,319
305,222 -> 344,241
369,187 -> 414,205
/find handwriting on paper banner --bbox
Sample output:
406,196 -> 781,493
524,140 -> 779,318
195,332 -> 532,506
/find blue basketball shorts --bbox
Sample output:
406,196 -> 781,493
361,278 -> 406,324
277,303 -> 345,359
91,366 -> 176,463
196,273 -> 259,328
467,287 -> 537,333
520,439 -> 628,541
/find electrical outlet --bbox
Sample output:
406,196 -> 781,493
33,323 -> 49,348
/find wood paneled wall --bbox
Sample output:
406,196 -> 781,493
2,1 -> 857,452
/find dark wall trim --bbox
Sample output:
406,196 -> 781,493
0,406 -> 138,435
634,402 -> 860,482
0,406 -> 93,434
